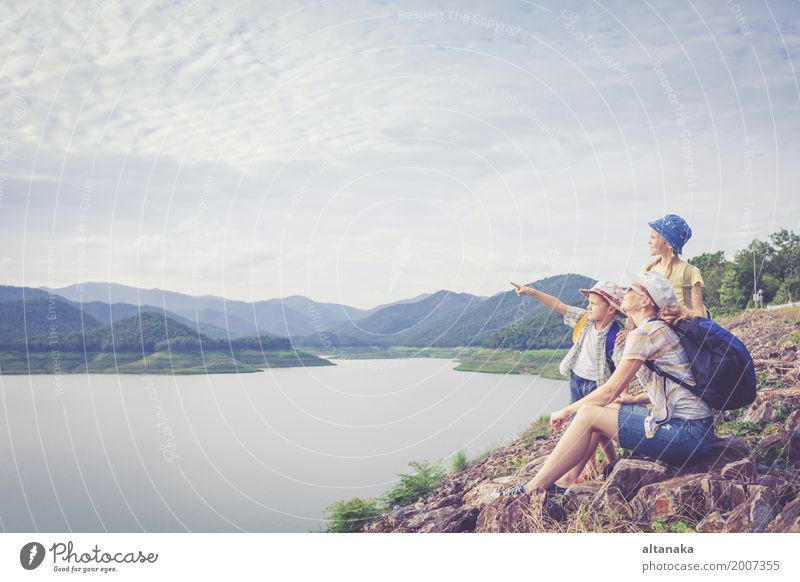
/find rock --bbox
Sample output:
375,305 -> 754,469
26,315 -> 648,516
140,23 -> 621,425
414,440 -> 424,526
463,480 -> 514,508
699,478 -> 748,512
757,388 -> 800,413
696,510 -> 727,533
410,506 -> 479,533
475,492 -> 566,532
722,487 -> 779,533
756,474 -> 790,497
437,481 -> 464,497
514,456 -> 548,482
682,436 -> 752,474
720,456 -> 757,482
428,493 -> 464,510
741,401 -> 775,423
788,431 -> 800,463
786,410 -> 800,435
490,476 -> 514,485
563,482 -> 603,512
756,433 -> 785,458
594,459 -> 673,504
389,505 -> 414,522
762,422 -> 785,435
767,497 -> 800,532
439,507 -> 480,533
630,475 -> 707,522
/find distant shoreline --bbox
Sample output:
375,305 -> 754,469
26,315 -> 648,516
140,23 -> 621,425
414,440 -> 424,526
0,344 -> 569,378
0,349 -> 334,375
312,346 -> 568,380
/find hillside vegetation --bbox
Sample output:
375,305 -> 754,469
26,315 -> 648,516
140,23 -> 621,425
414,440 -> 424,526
0,311 -> 331,374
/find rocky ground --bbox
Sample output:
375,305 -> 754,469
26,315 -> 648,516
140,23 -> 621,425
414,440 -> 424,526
363,308 -> 800,533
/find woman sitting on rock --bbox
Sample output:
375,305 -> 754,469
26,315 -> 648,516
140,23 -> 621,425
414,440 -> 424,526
492,270 -> 715,500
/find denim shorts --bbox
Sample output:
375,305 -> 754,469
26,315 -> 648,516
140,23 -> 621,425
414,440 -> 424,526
617,404 -> 715,466
569,370 -> 598,403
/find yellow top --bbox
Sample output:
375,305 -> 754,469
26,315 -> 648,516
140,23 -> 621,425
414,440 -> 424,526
643,260 -> 704,308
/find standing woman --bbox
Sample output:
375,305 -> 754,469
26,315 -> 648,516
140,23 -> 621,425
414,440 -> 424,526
617,214 -> 706,346
643,214 -> 706,316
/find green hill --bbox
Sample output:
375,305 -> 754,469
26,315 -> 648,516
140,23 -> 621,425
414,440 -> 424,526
484,309 -> 575,350
0,311 -> 332,374
0,285 -> 51,302
301,274 -> 593,348
0,298 -> 104,345
328,290 -> 483,344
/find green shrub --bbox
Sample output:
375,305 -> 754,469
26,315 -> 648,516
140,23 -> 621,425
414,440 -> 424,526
716,420 -> 762,437
504,454 -> 530,471
651,520 -> 695,533
324,497 -> 384,533
778,330 -> 800,346
451,450 -> 468,473
383,460 -> 446,507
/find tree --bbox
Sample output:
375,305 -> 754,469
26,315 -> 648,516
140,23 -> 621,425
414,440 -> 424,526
769,229 -> 800,304
688,251 -> 727,311
718,264 -> 747,315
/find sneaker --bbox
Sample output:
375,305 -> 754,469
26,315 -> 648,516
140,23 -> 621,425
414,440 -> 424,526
488,484 -> 527,500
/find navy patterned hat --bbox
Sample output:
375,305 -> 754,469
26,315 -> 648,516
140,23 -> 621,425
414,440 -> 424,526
648,214 -> 692,255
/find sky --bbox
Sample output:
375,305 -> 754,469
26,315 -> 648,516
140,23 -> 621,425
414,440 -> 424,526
0,0 -> 798,309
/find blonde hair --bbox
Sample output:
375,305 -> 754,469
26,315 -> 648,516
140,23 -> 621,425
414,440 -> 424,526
657,304 -> 695,326
646,233 -> 680,278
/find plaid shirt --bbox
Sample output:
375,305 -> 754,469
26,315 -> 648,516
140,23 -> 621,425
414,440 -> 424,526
558,305 -> 623,385
622,318 -> 712,437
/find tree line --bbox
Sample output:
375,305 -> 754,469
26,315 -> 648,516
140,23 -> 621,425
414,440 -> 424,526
689,228 -> 799,315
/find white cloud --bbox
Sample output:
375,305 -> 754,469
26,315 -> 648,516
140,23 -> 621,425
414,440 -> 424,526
1,0 -> 798,306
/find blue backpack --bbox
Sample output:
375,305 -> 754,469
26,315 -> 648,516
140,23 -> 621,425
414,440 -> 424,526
644,317 -> 757,411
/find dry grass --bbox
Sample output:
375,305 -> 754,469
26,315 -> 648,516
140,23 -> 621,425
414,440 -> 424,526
517,495 -> 645,533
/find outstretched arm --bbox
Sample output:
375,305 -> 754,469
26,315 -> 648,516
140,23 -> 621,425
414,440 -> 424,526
550,359 -> 644,428
510,282 -> 568,315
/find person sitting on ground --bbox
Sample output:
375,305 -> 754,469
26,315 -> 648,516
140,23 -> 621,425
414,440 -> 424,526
510,279 -> 626,491
494,271 -> 715,500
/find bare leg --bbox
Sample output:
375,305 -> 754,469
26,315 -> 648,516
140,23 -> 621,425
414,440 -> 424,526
556,432 -> 602,486
599,435 -> 618,467
524,404 -> 620,492
557,403 -> 621,485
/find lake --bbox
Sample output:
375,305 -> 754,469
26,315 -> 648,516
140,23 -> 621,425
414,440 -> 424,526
0,358 -> 569,532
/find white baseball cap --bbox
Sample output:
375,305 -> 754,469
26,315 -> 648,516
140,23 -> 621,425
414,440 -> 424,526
632,271 -> 678,310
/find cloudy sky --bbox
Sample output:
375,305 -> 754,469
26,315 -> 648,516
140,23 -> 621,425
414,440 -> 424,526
1,0 -> 798,308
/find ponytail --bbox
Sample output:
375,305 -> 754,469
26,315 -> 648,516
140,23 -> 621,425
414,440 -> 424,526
657,304 -> 694,326
643,257 -> 660,272
644,254 -> 679,278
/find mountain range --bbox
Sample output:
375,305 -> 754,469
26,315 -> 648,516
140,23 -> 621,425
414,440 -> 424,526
1,274 -> 593,352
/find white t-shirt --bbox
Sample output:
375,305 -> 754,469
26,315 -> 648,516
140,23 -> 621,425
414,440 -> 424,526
571,322 -> 600,380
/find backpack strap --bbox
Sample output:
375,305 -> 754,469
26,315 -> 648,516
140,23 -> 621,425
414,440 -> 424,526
604,321 -> 620,373
682,263 -> 694,308
572,312 -> 587,344
643,360 -> 694,389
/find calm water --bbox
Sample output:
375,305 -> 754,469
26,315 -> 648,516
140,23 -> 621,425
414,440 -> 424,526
0,359 -> 568,532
